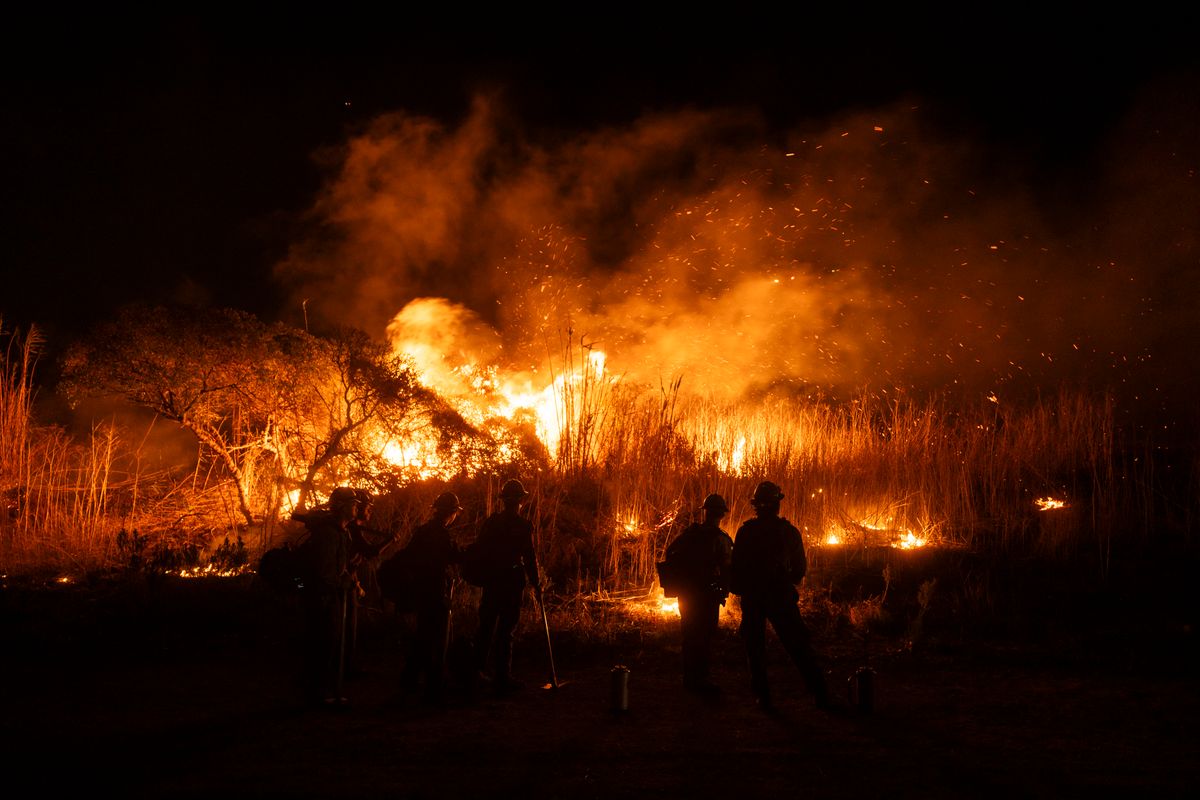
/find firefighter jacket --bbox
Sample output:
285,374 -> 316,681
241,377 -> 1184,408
466,509 -> 539,590
730,515 -> 808,604
663,521 -> 734,600
297,511 -> 353,594
403,519 -> 461,604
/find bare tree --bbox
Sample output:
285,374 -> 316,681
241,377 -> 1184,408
62,307 -> 441,525
62,306 -> 283,526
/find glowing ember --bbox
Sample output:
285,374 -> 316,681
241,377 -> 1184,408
657,593 -> 680,617
824,532 -> 843,545
1035,497 -> 1068,511
55,575 -> 72,584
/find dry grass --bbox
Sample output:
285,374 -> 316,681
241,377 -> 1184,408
1,325 -> 255,574
1,325 -> 128,572
523,361 -> 1155,592
1,320 -> 1174,589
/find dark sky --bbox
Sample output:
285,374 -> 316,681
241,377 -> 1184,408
3,16 -> 1197,348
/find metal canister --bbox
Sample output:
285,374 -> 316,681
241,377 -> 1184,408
847,666 -> 876,713
611,665 -> 630,713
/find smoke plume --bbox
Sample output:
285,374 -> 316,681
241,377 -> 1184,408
276,83 -> 1199,418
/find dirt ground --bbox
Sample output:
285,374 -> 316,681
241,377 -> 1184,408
1,574 -> 1197,799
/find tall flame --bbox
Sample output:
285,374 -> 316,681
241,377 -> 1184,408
384,297 -> 612,471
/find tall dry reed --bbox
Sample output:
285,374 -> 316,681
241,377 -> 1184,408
537,358 -> 1147,590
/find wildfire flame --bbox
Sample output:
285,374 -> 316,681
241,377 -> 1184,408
272,104 -> 1173,552
375,431 -> 452,480
598,586 -> 681,619
821,511 -> 933,549
281,488 -> 302,516
894,531 -> 927,549
719,435 -> 747,475
1035,497 -> 1067,511
379,297 -> 613,477
300,297 -> 952,566
174,565 -> 251,579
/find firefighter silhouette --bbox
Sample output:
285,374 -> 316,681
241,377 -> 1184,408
730,481 -> 831,711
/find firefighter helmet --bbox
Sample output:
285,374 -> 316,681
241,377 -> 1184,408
329,486 -> 358,509
499,479 -> 529,500
701,493 -> 729,514
432,492 -> 463,512
750,481 -> 784,505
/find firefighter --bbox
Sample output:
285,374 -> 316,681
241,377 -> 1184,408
296,486 -> 357,708
469,479 -> 542,694
345,488 -> 395,677
730,480 -> 831,711
662,493 -> 735,696
398,491 -> 463,704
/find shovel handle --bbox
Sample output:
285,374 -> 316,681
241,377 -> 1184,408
536,592 -> 559,689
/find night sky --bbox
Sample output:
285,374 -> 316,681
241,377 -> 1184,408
3,16 -> 1198,416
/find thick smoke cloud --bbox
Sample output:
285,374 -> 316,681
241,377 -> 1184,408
277,84 -> 1198,416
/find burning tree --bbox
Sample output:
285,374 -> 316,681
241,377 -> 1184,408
62,306 -> 457,530
262,325 -> 433,512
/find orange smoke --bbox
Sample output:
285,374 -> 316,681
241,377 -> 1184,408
277,90 -> 1194,415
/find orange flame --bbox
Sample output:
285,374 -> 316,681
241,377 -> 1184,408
174,565 -> 250,579
384,297 -> 611,468
822,509 -> 935,549
894,531 -> 927,549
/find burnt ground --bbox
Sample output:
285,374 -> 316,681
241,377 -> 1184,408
1,565 -> 1197,799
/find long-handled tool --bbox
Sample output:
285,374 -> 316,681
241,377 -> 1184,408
535,590 -> 561,690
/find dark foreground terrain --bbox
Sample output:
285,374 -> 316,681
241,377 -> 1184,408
1,569 -> 1197,799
